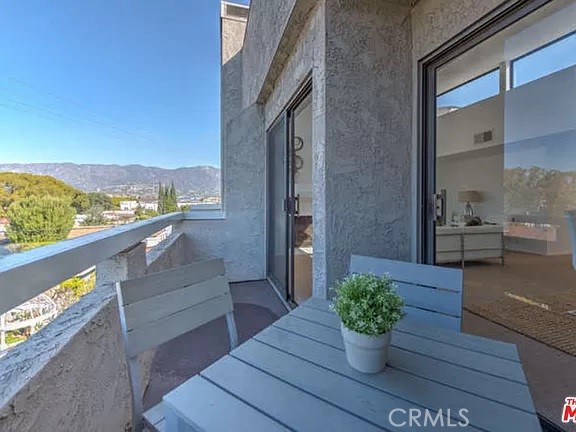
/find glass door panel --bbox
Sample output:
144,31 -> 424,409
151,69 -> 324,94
267,114 -> 289,299
425,1 -> 576,426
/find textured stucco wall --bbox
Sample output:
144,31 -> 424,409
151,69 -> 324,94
146,231 -> 195,272
322,0 -> 413,290
0,286 -> 133,432
183,103 -> 266,282
218,0 -> 509,292
411,0 -> 507,61
221,11 -> 247,129
0,236 -> 188,432
263,0 -> 413,295
242,0 -> 297,107
182,6 -> 266,283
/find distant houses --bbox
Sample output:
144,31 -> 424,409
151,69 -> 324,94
119,200 -> 138,211
140,201 -> 159,212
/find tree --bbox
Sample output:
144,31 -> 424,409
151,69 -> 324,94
157,182 -> 178,214
0,172 -> 87,216
71,193 -> 90,213
135,205 -> 160,221
165,182 -> 178,213
86,192 -> 114,211
7,196 -> 76,243
82,204 -> 108,226
157,182 -> 165,215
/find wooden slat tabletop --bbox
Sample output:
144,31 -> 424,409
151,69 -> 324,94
163,298 -> 541,432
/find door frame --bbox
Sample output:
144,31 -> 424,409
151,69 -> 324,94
266,112 -> 290,299
266,77 -> 313,303
417,0 -> 552,264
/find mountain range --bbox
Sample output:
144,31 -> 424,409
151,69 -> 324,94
0,163 -> 221,197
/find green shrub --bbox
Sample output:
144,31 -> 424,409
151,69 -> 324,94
331,273 -> 405,336
6,332 -> 27,345
7,196 -> 75,243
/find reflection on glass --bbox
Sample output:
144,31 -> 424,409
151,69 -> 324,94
437,70 -> 499,112
512,32 -> 576,87
434,0 -> 576,426
267,117 -> 288,295
293,95 -> 313,304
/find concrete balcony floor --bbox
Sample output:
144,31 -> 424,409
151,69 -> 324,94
143,280 -> 287,409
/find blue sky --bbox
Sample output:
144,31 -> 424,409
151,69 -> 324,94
0,0 -> 249,169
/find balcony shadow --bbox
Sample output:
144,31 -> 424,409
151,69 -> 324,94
143,280 -> 286,409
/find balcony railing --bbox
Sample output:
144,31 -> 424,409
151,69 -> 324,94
0,212 -> 193,431
0,212 -> 184,317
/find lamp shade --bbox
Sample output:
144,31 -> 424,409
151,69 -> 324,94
458,190 -> 482,203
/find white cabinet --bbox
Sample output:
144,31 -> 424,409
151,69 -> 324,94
436,225 -> 504,267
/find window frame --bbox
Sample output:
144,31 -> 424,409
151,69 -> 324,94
510,29 -> 576,88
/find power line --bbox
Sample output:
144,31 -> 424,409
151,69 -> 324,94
1,75 -> 161,144
5,97 -> 144,138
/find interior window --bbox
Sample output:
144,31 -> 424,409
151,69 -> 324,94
512,32 -> 576,87
436,70 -> 499,113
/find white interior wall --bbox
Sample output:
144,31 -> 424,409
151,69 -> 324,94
437,94 -> 504,158
437,65 -> 576,221
437,148 -> 505,223
504,65 -> 576,143
437,64 -> 576,255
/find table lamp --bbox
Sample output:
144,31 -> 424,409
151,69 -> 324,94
458,190 -> 482,218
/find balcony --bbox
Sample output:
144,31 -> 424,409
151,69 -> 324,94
0,213 -> 286,431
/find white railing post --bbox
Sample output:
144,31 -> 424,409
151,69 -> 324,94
95,242 -> 147,286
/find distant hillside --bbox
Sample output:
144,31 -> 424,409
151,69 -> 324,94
0,163 -> 221,197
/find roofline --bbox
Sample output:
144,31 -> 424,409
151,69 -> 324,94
221,1 -> 249,10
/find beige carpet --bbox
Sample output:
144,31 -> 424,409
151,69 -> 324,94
458,252 -> 576,356
467,296 -> 576,357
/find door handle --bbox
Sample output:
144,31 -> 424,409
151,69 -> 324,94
434,190 -> 447,225
294,194 -> 300,215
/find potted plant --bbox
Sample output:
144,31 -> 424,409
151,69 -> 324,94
331,273 -> 404,373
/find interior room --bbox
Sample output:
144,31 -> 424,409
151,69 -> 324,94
435,0 -> 576,358
293,94 -> 313,304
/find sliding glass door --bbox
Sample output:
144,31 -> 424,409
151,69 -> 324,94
267,82 -> 313,304
267,114 -> 290,299
421,0 -> 576,426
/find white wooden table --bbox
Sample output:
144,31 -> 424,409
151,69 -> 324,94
162,298 -> 541,431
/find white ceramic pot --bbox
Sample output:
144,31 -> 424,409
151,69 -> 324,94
341,323 -> 391,373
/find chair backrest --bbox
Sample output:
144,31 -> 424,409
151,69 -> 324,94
116,258 -> 237,431
566,210 -> 576,270
349,255 -> 463,332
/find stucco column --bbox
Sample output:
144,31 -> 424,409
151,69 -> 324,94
322,0 -> 412,290
95,242 -> 147,286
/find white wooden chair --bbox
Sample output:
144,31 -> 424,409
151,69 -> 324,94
349,255 -> 463,332
115,259 -> 238,432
